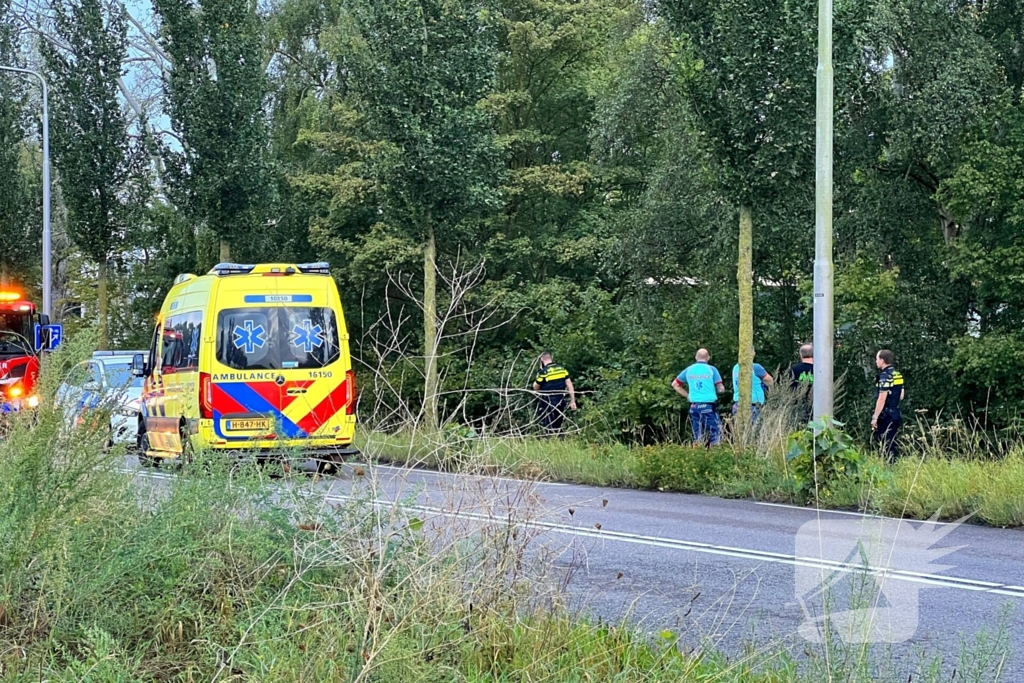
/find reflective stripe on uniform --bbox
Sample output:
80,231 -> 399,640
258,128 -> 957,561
878,370 -> 904,390
536,366 -> 570,383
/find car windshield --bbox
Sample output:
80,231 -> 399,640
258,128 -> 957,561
104,364 -> 143,389
0,313 -> 33,356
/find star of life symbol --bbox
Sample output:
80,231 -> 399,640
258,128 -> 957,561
795,512 -> 970,644
290,319 -> 324,353
232,320 -> 267,354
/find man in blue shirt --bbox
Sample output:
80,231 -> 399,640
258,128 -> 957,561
731,350 -> 774,423
672,348 -> 726,446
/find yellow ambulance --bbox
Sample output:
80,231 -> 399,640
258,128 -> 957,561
133,262 -> 357,472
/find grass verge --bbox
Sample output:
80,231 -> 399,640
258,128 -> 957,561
359,427 -> 1024,528
1,341 -> 1011,681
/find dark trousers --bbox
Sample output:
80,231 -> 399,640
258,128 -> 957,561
799,402 -> 813,427
538,395 -> 567,433
874,409 -> 902,461
689,403 -> 722,446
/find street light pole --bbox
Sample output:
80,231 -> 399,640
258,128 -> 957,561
812,0 -> 834,421
0,65 -> 52,318
815,0 -> 831,421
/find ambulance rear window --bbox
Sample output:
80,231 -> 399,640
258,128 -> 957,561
216,307 -> 340,370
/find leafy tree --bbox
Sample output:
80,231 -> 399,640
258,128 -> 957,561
869,0 -> 1003,244
0,6 -> 38,286
336,0 -> 503,429
111,203 -> 199,348
37,0 -> 1024,438
43,0 -> 148,348
483,0 -> 631,327
153,0 -> 275,263
935,96 -> 1024,420
829,0 -> 1005,427
655,0 -> 822,425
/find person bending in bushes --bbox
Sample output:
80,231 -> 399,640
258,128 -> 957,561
672,348 -> 726,446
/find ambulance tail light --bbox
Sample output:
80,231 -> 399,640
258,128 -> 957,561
199,372 -> 214,419
346,369 -> 356,415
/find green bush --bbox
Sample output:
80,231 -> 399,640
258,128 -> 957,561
582,375 -> 689,444
633,443 -> 744,493
786,419 -> 866,500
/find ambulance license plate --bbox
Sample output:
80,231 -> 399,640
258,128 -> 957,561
226,419 -> 271,432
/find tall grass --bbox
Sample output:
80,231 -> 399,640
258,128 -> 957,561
358,427 -> 640,487
0,338 -> 1010,681
361,389 -> 1024,528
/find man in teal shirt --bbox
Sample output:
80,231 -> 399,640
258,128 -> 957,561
732,350 -> 774,423
672,348 -> 725,445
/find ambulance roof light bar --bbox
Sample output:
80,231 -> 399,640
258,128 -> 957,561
297,262 -> 331,275
210,263 -> 256,276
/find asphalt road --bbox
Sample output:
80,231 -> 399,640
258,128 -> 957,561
129,457 -> 1022,679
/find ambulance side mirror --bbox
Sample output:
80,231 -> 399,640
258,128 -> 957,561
131,353 -> 147,377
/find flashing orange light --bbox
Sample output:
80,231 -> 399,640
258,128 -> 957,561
8,386 -> 23,398
0,291 -> 22,302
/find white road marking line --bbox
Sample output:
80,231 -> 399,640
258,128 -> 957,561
123,467 -> 1023,598
365,461 -> 569,487
319,493 -> 1024,599
754,501 -> 956,525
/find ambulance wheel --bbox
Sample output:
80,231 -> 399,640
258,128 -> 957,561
315,457 -> 339,477
137,431 -> 157,468
179,425 -> 194,466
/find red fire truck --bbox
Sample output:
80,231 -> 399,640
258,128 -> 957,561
0,289 -> 48,412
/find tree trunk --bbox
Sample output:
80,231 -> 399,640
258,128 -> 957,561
0,262 -> 7,287
219,238 -> 231,262
737,205 -> 754,442
939,204 -> 959,244
422,219 -> 439,431
98,259 -> 109,351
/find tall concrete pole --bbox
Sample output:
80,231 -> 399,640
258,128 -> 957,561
0,66 -> 52,318
812,0 -> 834,421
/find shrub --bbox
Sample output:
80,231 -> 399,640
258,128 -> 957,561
580,375 -> 690,444
785,419 -> 866,501
633,443 -> 743,493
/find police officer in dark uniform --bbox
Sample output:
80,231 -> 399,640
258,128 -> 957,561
871,349 -> 905,461
532,351 -> 577,434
